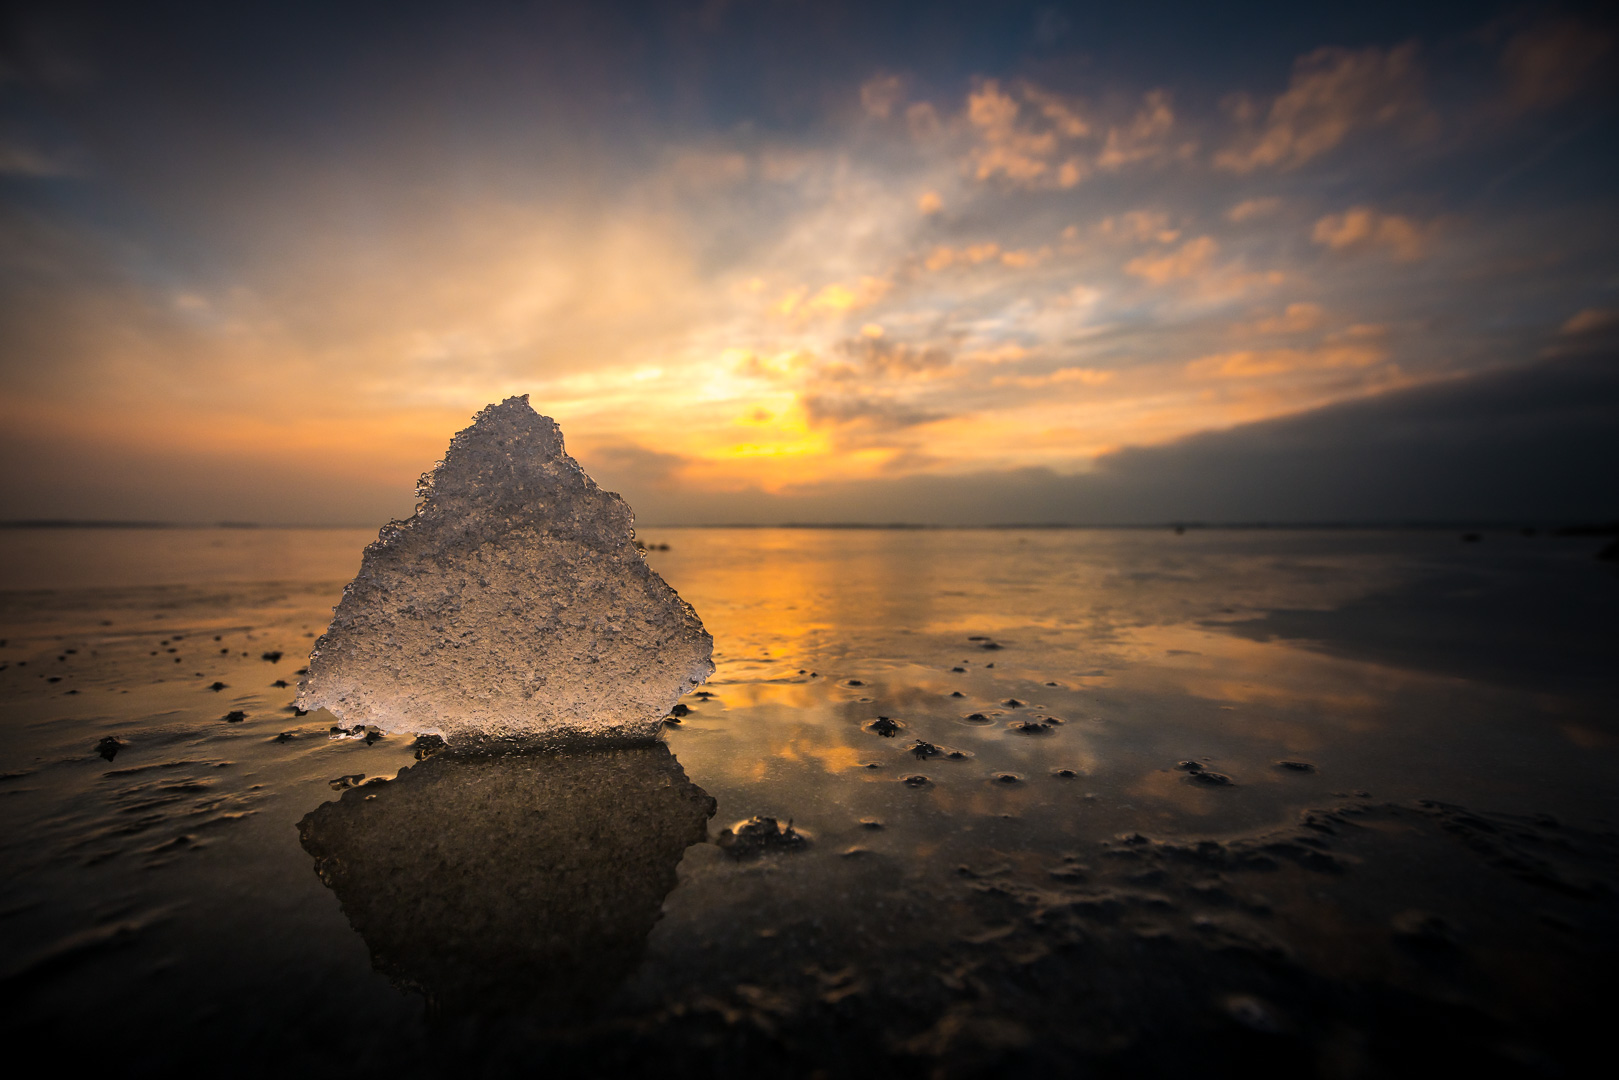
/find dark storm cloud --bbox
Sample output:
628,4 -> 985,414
614,352 -> 1619,524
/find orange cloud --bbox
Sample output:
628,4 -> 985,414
1226,196 -> 1280,222
1186,341 -> 1385,378
860,74 -> 905,119
1099,210 -> 1180,244
1215,43 -> 1425,172
1245,302 -> 1326,335
1124,235 -> 1217,283
1311,207 -> 1437,261
1561,308 -> 1617,335
991,367 -> 1113,389
1096,90 -> 1178,170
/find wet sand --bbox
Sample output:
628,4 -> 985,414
1,526 -> 1615,1076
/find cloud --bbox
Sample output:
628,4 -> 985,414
1311,207 -> 1437,261
1215,43 -> 1425,172
1125,236 -> 1217,284
965,79 -> 1063,185
1096,90 -> 1179,170
775,277 -> 892,319
990,366 -> 1113,389
0,142 -> 80,177
1501,15 -> 1616,111
1227,197 -> 1280,222
1561,308 -> 1617,336
860,74 -> 905,119
801,393 -> 943,432
1245,302 -> 1327,335
1099,210 -> 1180,245
1185,341 -> 1385,378
837,335 -> 953,378
610,353 -> 1619,525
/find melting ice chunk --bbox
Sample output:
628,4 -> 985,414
297,396 -> 713,743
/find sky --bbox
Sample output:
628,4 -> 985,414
1,0 -> 1616,525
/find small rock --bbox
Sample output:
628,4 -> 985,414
410,734 -> 446,759
911,740 -> 941,759
271,679 -> 289,688
867,716 -> 902,737
670,702 -> 690,716
208,682 -> 227,692
1187,770 -> 1233,786
963,712 -> 990,723
716,816 -> 809,859
901,775 -> 931,788
1275,760 -> 1316,772
329,774 -> 366,791
223,710 -> 247,723
96,736 -> 126,762
1002,698 -> 1024,708
261,651 -> 283,663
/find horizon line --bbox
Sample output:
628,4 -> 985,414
2,518 -> 1614,533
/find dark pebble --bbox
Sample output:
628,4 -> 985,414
209,682 -> 227,691
716,816 -> 809,859
670,703 -> 690,716
901,775 -> 931,787
979,641 -> 1002,651
1275,760 -> 1316,772
1052,768 -> 1078,779
911,740 -> 940,759
224,711 -> 247,723
1010,720 -> 1055,735
271,680 -> 289,688
867,716 -> 901,737
261,651 -> 283,663
410,734 -> 446,760
964,712 -> 990,723
1176,760 -> 1204,772
273,732 -> 294,743
1002,698 -> 1023,707
950,690 -> 965,698
951,667 -> 966,673
47,676 -> 61,683
846,679 -> 864,687
1187,770 -> 1233,786
96,736 -> 125,762
995,773 -> 1022,784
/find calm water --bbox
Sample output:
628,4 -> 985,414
2,526 -> 1615,1076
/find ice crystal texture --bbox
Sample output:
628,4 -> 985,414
297,396 -> 713,742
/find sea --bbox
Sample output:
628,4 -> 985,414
1,525 -> 1615,1076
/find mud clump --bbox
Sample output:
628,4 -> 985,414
716,817 -> 809,859
867,717 -> 902,737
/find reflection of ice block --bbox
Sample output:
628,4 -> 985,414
297,396 -> 713,743
298,744 -> 715,1017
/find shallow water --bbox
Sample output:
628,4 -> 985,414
1,526 -> 1615,1076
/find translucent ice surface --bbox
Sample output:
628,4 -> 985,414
297,396 -> 713,742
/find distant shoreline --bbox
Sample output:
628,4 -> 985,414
3,519 -> 1613,534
